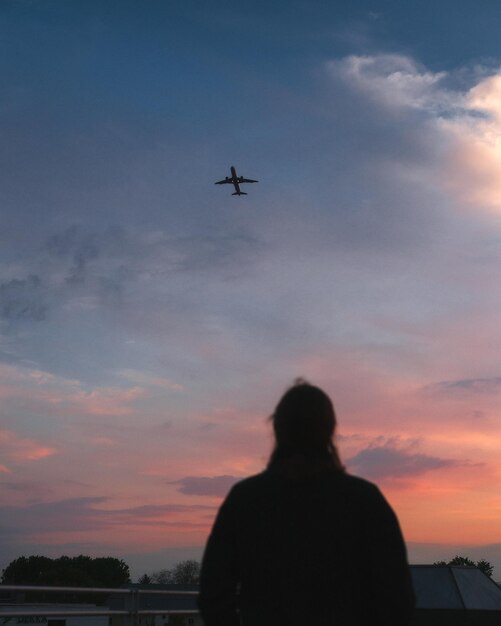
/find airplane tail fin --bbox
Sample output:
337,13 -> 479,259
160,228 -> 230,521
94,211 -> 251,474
232,191 -> 247,196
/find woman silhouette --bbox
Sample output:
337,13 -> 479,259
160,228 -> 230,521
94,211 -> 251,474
199,380 -> 415,626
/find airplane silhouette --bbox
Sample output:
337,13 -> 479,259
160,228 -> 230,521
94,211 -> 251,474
215,166 -> 258,196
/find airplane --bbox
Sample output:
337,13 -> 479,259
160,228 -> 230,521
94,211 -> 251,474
215,166 -> 258,195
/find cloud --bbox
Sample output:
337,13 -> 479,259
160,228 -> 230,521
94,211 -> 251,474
0,428 -> 56,463
171,233 -> 262,274
426,377 -> 501,395
347,440 -> 469,481
0,362 -> 146,417
22,223 -> 265,346
52,385 -> 145,417
0,275 -> 47,321
328,54 -> 501,213
0,497 -> 216,539
46,225 -> 100,285
0,480 -> 54,498
441,75 -> 501,211
116,369 -> 184,391
113,503 -> 216,526
328,54 -> 451,113
0,497 -> 109,536
45,225 -> 261,287
171,475 -> 240,497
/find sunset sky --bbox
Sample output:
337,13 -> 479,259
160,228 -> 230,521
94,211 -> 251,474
2,0 -> 501,580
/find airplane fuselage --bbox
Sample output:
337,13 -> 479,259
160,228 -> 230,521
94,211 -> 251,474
230,166 -> 243,195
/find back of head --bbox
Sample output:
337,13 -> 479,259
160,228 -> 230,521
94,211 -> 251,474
268,380 -> 344,473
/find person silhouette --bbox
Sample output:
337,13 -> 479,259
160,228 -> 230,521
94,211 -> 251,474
198,380 -> 415,626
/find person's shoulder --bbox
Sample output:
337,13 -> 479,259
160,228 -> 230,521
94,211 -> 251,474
223,471 -> 278,503
338,473 -> 399,521
338,472 -> 379,491
336,472 -> 385,501
229,471 -> 272,494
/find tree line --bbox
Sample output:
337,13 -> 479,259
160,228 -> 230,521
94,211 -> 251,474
137,559 -> 200,585
1,556 -> 201,588
1,555 -> 131,604
433,555 -> 494,577
2,554 -> 493,591
2,555 -> 131,587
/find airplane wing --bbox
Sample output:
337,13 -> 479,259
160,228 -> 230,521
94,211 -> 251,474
240,177 -> 258,183
215,179 -> 231,185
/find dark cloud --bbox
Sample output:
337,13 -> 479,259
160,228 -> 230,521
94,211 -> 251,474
0,497 -> 109,536
171,475 -> 240,497
0,275 -> 47,321
46,225 -> 100,285
347,444 -> 467,481
0,498 -> 216,569
0,480 -> 54,500
45,225 -> 261,290
110,502 -> 216,528
0,497 -> 216,538
172,234 -> 262,275
426,378 -> 501,395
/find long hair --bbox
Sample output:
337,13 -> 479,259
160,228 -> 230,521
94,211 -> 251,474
268,379 -> 344,471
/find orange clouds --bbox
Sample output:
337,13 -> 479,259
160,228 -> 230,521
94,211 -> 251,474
0,428 -> 56,465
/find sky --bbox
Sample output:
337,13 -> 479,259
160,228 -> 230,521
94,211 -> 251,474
2,0 -> 501,580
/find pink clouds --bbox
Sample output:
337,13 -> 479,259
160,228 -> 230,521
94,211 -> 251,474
0,497 -> 217,556
273,345 -> 501,550
170,475 -> 240,497
0,362 -> 145,417
1,353 -> 501,566
116,369 -> 184,391
0,428 -> 56,464
56,386 -> 145,417
347,441 -> 472,482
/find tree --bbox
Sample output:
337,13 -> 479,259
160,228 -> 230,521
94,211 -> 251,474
476,559 -> 494,578
433,555 -> 494,577
150,560 -> 200,585
1,555 -> 131,603
138,574 -> 152,584
2,555 -> 130,587
1,556 -> 53,585
448,556 -> 476,568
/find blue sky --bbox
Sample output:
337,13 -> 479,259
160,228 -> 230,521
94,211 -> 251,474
2,0 -> 501,579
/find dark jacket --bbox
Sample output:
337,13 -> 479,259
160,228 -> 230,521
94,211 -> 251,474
199,466 -> 415,626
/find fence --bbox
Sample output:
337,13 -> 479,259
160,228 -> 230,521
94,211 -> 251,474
0,585 -> 199,625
